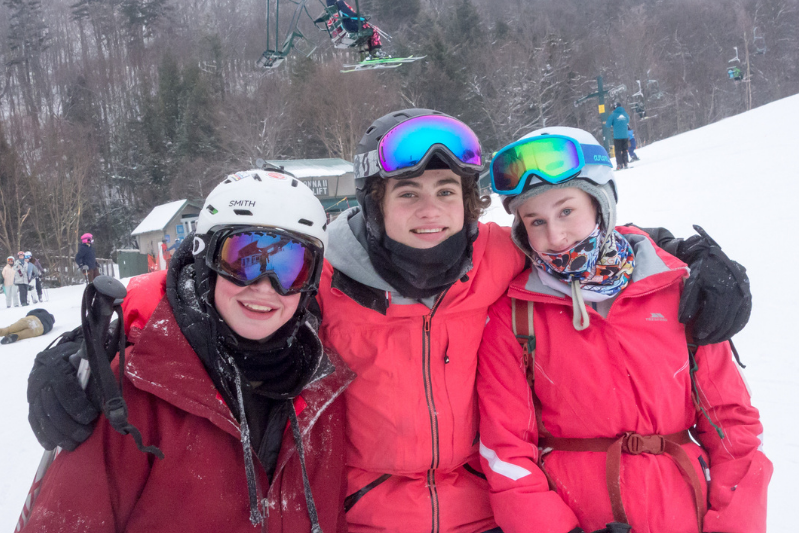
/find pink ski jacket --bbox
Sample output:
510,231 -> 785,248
476,226 -> 772,533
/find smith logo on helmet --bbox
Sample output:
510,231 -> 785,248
229,200 -> 256,207
265,172 -> 287,180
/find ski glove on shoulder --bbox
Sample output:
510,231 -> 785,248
27,327 -> 101,451
641,224 -> 751,345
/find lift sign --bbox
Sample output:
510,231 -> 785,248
305,179 -> 329,196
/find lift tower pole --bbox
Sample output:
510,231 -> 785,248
574,75 -> 612,152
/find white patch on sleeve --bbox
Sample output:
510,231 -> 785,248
479,440 -> 532,481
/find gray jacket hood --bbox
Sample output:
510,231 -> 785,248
326,207 -> 397,292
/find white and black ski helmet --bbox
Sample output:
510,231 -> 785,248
195,169 -> 328,250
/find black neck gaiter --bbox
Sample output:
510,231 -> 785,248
365,225 -> 474,300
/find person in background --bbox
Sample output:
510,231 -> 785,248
3,256 -> 19,308
75,233 -> 99,282
29,253 -> 45,302
0,308 -> 54,344
627,125 -> 640,161
14,251 -> 31,306
605,103 -> 630,170
24,252 -> 40,304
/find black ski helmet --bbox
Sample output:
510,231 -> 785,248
354,108 -> 481,206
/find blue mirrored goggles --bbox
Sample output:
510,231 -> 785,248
353,115 -> 483,181
491,135 -> 613,196
205,227 -> 324,295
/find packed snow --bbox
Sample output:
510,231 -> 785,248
2,94 -> 797,530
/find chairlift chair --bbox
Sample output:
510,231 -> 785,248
753,27 -> 767,55
727,66 -> 743,81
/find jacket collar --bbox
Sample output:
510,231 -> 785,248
509,228 -> 688,303
126,297 -> 355,440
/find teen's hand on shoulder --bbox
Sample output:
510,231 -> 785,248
672,225 -> 751,344
637,224 -> 751,345
27,336 -> 100,450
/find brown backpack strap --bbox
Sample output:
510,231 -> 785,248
540,430 -> 704,533
511,299 -> 545,433
511,298 -> 557,492
511,297 -> 535,386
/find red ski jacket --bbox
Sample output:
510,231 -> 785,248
318,221 -> 526,533
477,227 -> 772,533
22,272 -> 353,533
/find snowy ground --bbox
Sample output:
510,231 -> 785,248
2,95 -> 797,530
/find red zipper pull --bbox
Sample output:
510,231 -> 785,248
424,316 -> 431,332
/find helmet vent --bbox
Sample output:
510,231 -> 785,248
322,223 -> 327,231
298,218 -> 313,226
291,179 -> 298,187
206,205 -> 218,215
234,209 -> 253,216
253,174 -> 262,182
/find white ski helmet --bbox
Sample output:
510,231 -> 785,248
195,169 -> 328,250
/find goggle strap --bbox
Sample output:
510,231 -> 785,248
580,144 -> 614,168
353,150 -> 381,181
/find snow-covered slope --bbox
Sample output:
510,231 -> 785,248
2,94 -> 797,530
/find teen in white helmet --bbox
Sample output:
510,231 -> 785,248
21,169 -> 352,533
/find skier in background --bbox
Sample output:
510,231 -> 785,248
327,0 -> 386,59
628,125 -> 640,161
13,251 -> 31,306
29,253 -> 45,302
606,103 -> 630,170
75,233 -> 99,282
3,256 -> 19,308
23,253 -> 40,304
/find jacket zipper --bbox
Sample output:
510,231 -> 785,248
422,289 -> 448,533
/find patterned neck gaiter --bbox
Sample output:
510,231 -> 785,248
532,224 -> 636,296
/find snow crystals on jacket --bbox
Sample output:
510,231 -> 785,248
476,226 -> 772,533
21,271 -> 353,533
317,208 -> 527,533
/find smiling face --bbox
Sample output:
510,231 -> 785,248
381,169 -> 465,249
213,276 -> 301,341
517,187 -> 598,254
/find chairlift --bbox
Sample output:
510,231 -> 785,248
726,47 -> 743,81
753,27 -> 767,55
608,84 -> 627,98
631,80 -> 646,119
313,1 -> 382,53
646,80 -> 663,100
257,0 -> 311,69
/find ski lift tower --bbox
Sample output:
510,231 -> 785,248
574,76 -> 614,153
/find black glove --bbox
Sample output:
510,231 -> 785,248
586,523 -> 631,533
642,225 -> 751,345
27,330 -> 101,451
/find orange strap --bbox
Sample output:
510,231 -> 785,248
539,430 -> 704,533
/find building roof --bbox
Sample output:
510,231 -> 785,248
131,199 -> 191,236
265,158 -> 353,179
